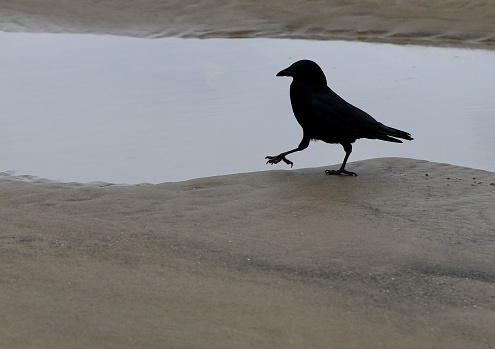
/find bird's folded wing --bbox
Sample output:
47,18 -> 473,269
310,95 -> 406,142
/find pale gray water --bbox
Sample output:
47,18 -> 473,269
1,33 -> 494,183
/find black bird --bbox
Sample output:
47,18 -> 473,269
266,60 -> 413,176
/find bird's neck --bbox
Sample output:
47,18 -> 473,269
290,80 -> 326,93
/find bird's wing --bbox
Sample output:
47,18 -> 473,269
308,90 -> 409,142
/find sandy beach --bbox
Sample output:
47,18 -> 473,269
2,159 -> 495,348
1,1 -> 495,348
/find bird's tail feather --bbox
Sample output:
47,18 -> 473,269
387,127 -> 413,140
376,135 -> 403,143
375,125 -> 413,143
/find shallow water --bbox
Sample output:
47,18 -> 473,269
1,33 -> 494,183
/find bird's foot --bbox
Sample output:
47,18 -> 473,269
325,169 -> 357,176
265,155 -> 293,167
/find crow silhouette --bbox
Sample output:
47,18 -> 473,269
266,60 -> 413,176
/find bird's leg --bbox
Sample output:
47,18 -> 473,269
325,143 -> 357,176
266,136 -> 310,168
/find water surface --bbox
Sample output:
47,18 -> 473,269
1,33 -> 494,183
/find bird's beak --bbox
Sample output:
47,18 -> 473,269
276,68 -> 293,77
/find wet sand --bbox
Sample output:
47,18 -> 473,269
1,0 -> 495,48
1,1 -> 495,348
1,158 -> 494,348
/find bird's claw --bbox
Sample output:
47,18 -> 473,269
325,169 -> 357,176
265,155 -> 293,168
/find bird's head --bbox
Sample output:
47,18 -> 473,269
276,59 -> 327,86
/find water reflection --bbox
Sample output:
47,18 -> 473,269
1,33 -> 494,183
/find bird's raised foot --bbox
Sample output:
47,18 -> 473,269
325,169 -> 357,176
265,155 -> 293,167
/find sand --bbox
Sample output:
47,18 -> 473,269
1,158 -> 494,348
1,1 -> 495,348
1,0 -> 495,48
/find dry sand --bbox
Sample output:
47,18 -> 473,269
1,1 -> 495,348
1,0 -> 495,48
1,158 -> 494,348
